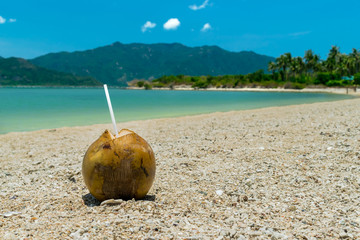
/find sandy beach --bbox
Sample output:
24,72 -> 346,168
1,98 -> 360,239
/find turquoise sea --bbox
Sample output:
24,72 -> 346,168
0,87 -> 354,134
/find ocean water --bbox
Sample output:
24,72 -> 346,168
0,87 -> 354,134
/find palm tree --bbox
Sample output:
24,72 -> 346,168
288,56 -> 305,81
336,53 -> 350,76
289,58 -> 297,77
304,49 -> 314,73
285,53 -> 293,80
312,54 -> 321,72
295,56 -> 305,75
349,48 -> 360,74
284,53 -> 292,65
268,61 -> 278,80
345,54 -> 356,76
275,55 -> 287,81
276,53 -> 292,81
303,49 -> 320,76
325,46 -> 340,72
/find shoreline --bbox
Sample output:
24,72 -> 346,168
128,85 -> 360,95
1,85 -> 359,96
1,98 -> 360,238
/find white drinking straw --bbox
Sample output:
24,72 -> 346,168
103,84 -> 119,137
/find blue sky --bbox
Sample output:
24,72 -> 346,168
0,0 -> 359,59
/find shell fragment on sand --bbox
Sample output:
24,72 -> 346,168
1,211 -> 21,217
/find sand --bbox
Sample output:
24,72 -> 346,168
1,98 -> 360,239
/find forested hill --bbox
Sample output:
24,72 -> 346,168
0,57 -> 101,86
30,42 -> 275,86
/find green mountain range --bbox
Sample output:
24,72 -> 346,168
30,42 -> 275,86
0,57 -> 101,86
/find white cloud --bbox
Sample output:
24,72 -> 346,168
141,21 -> 156,32
0,16 -> 6,24
0,17 -> 16,24
189,0 -> 209,11
201,23 -> 211,32
163,18 -> 180,30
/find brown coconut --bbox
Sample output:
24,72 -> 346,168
82,129 -> 156,201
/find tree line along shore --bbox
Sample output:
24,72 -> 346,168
131,46 -> 360,90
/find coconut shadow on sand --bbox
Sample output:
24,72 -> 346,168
82,193 -> 156,207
